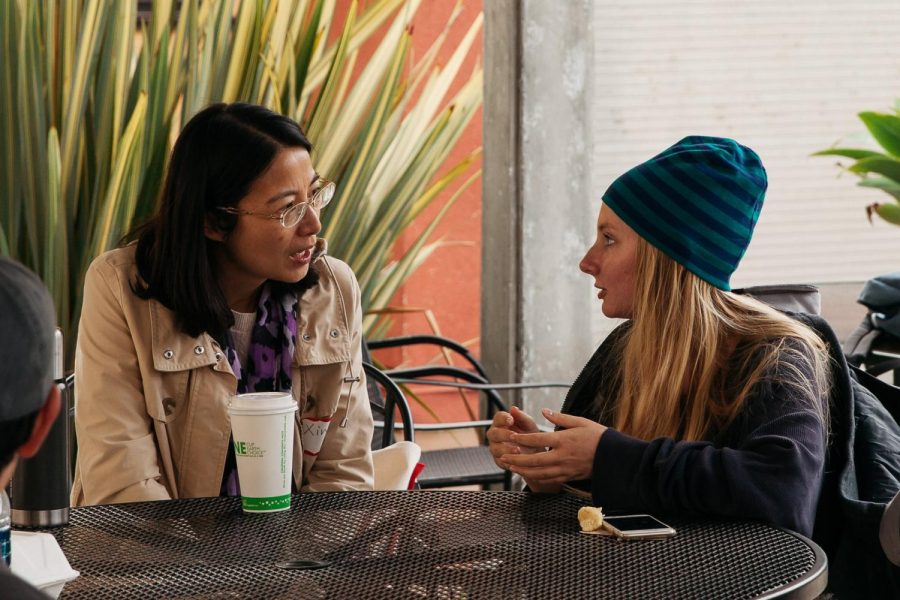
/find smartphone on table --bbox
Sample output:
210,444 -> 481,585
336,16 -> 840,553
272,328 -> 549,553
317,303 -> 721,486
602,514 -> 676,540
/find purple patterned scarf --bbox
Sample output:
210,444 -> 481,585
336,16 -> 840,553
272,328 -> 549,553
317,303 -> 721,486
221,284 -> 299,496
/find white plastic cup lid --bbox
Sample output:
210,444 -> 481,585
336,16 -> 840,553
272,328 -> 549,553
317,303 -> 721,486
228,392 -> 297,415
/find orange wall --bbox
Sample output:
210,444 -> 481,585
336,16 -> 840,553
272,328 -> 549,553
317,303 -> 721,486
393,0 -> 483,356
330,0 -> 484,424
333,1 -> 484,373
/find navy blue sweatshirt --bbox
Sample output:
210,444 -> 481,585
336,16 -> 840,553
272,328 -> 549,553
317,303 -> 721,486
561,323 -> 827,536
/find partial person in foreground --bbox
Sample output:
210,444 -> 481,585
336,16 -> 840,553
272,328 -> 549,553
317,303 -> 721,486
0,258 -> 63,597
487,136 -> 831,536
72,103 -> 374,505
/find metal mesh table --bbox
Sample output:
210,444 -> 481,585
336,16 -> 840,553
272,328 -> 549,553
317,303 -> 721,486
51,491 -> 826,599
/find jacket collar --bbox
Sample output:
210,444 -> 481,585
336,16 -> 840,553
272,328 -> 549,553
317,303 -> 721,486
150,301 -> 225,373
294,242 -> 352,366
149,239 -> 350,372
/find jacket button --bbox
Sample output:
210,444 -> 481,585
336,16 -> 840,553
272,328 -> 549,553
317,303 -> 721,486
302,333 -> 312,342
194,346 -> 205,355
163,397 -> 176,416
215,353 -> 222,361
329,329 -> 339,338
163,350 -> 174,359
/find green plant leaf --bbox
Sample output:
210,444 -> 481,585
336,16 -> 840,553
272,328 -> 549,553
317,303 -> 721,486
811,148 -> 886,160
90,92 -> 148,259
849,156 -> 900,184
858,177 -> 900,201
46,127 -> 68,328
369,169 -> 480,310
0,0 -> 17,257
287,0 -> 322,109
872,202 -> 900,226
860,111 -> 900,157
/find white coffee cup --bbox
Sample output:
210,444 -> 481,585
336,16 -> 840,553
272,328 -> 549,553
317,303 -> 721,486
227,392 -> 298,513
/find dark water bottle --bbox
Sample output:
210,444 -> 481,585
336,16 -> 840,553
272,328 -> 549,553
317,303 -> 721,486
9,328 -> 70,528
1,488 -> 10,564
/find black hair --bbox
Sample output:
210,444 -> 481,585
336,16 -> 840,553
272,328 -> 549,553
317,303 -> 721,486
0,410 -> 39,469
129,103 -> 319,337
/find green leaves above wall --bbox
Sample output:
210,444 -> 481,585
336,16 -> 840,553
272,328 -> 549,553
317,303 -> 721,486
0,0 -> 482,356
815,108 -> 900,226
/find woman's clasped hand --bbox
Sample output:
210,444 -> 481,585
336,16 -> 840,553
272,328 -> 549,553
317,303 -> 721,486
489,407 -> 606,488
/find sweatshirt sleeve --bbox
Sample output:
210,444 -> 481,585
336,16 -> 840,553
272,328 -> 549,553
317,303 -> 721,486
590,348 -> 826,536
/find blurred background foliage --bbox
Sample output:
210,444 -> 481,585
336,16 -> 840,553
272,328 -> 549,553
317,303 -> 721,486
0,0 -> 483,359
815,104 -> 900,227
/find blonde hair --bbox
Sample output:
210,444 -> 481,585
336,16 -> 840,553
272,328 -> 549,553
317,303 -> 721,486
612,239 -> 831,442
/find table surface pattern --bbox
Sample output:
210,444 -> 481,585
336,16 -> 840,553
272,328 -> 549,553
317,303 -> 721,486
51,491 -> 826,599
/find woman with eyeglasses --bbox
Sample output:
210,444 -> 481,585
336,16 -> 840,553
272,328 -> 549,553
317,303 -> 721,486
72,103 -> 374,505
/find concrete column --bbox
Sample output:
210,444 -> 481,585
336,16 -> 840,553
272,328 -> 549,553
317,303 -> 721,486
519,0 -> 597,415
483,0 -> 598,419
482,0 -> 523,394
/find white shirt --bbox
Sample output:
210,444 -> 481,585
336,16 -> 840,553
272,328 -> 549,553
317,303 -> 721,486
229,310 -> 255,369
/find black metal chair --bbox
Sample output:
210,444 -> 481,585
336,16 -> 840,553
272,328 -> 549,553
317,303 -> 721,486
362,361 -> 421,490
364,335 -> 569,490
362,361 -> 414,450
856,334 -> 900,385
65,371 -> 77,482
367,335 -> 490,379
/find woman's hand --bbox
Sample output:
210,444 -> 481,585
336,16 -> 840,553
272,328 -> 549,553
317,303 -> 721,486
486,406 -> 541,471
487,406 -> 561,492
500,408 -> 607,486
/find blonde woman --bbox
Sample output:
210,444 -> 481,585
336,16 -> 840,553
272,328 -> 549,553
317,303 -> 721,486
487,136 -> 831,536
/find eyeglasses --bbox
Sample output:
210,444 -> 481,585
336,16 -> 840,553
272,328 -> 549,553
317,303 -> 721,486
217,180 -> 335,228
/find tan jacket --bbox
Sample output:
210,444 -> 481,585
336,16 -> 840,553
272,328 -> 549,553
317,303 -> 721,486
71,243 -> 374,506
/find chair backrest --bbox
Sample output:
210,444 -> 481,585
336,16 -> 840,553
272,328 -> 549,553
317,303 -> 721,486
65,372 -> 76,486
362,361 -> 414,450
364,333 -> 575,490
733,283 -> 821,315
365,334 -> 490,380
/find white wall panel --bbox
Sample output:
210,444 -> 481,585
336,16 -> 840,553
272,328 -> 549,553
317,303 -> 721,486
588,0 -> 900,340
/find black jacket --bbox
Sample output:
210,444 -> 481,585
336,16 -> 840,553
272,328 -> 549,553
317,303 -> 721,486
561,319 -> 826,536
802,314 -> 900,599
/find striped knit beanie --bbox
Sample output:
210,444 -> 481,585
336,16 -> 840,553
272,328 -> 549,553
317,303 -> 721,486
601,136 -> 767,291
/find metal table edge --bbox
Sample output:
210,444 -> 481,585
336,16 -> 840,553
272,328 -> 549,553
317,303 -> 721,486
56,492 -> 831,600
754,527 -> 828,600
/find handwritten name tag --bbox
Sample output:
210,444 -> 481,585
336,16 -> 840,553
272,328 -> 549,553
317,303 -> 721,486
301,416 -> 331,456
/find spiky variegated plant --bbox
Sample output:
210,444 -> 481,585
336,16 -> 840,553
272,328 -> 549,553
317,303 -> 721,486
0,0 -> 482,360
815,107 -> 900,226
